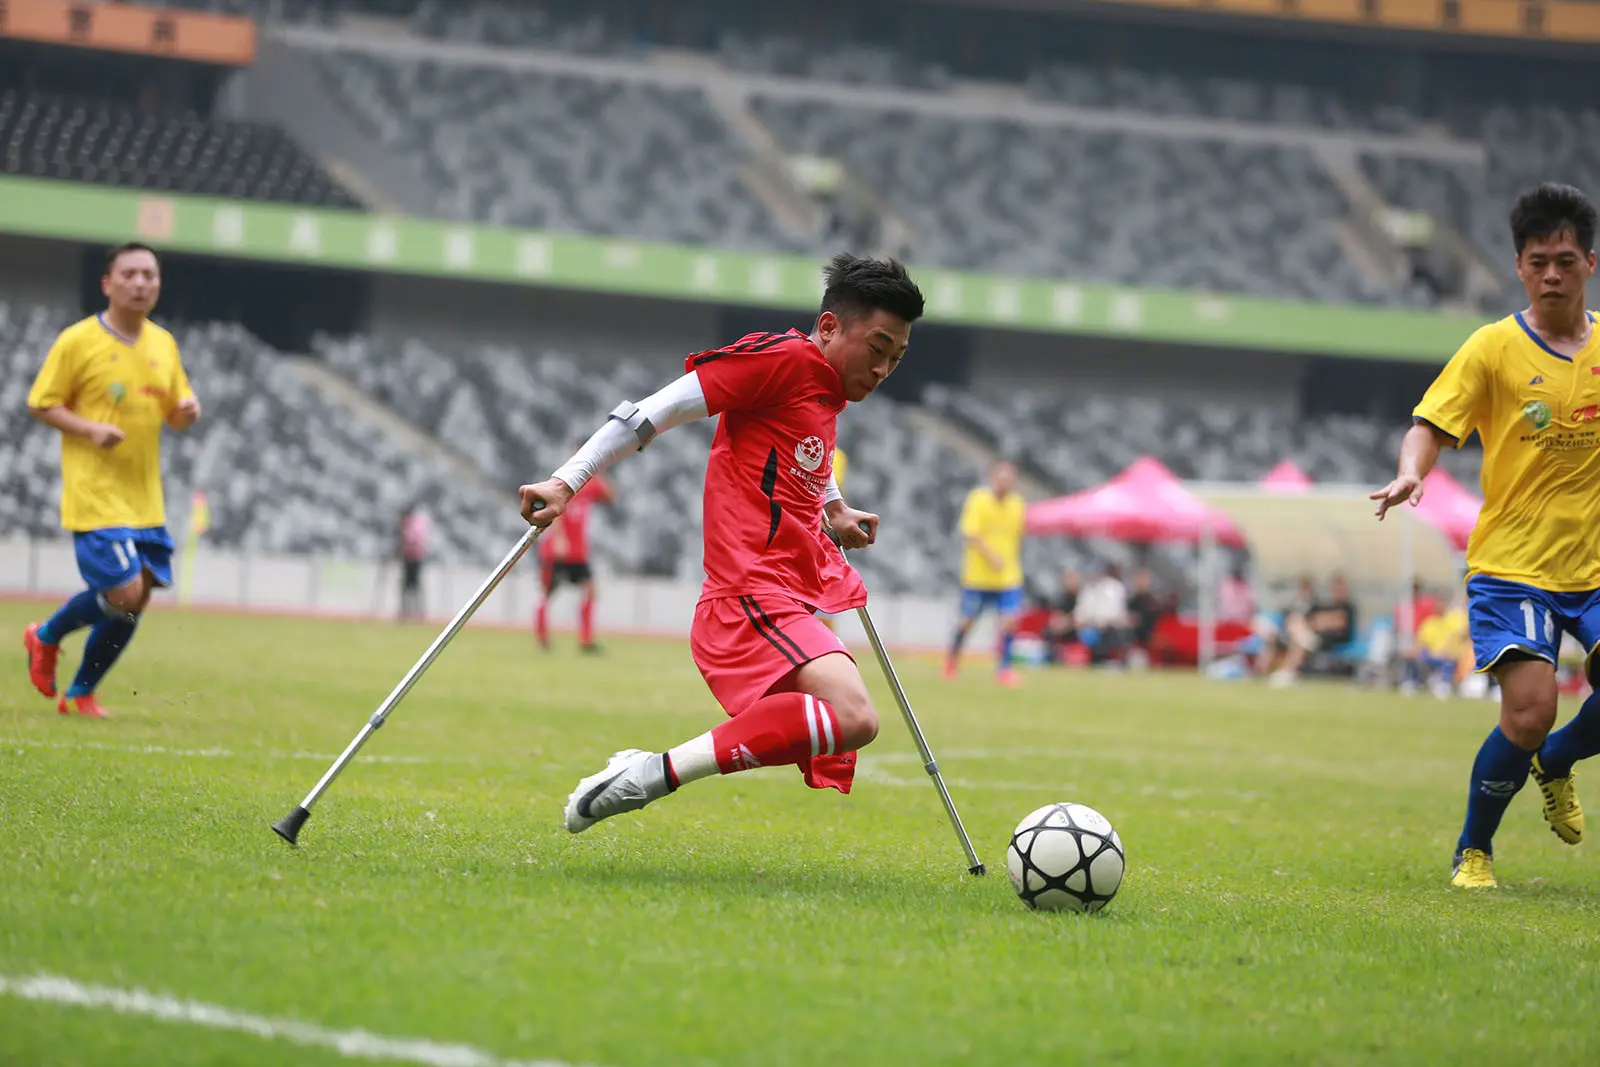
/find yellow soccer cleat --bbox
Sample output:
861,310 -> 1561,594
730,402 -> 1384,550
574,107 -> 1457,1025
1450,848 -> 1498,889
1529,755 -> 1583,845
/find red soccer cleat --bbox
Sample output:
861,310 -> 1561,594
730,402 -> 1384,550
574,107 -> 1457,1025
941,658 -> 959,680
997,667 -> 1023,689
57,694 -> 109,719
23,622 -> 59,698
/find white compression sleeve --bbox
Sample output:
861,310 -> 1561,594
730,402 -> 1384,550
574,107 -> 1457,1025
824,475 -> 843,506
550,370 -> 709,493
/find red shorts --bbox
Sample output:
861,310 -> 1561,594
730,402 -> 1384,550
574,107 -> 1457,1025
690,594 -> 859,792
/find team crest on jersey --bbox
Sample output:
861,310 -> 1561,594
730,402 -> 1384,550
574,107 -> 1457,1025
108,381 -> 127,405
794,436 -> 826,472
1522,400 -> 1552,431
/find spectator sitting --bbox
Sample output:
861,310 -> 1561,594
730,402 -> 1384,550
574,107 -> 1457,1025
1271,574 -> 1358,686
1128,568 -> 1163,648
1043,567 -> 1081,663
1254,575 -> 1316,676
1076,564 -> 1132,664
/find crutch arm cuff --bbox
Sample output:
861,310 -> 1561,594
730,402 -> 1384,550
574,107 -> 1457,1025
608,401 -> 658,450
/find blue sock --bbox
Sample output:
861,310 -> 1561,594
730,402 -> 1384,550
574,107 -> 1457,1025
999,631 -> 1016,671
1458,726 -> 1534,855
65,615 -> 138,698
949,625 -> 970,659
1537,687 -> 1600,779
37,590 -> 107,645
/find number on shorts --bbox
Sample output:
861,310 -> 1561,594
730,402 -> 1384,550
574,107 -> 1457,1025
110,538 -> 138,575
1519,599 -> 1554,644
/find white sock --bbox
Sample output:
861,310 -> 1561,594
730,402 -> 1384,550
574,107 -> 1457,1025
665,733 -> 717,789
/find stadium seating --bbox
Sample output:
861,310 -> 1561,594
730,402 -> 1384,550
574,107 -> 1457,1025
0,90 -> 361,208
308,52 -> 791,246
1363,105 -> 1600,286
750,98 -> 1378,303
305,45 -> 1384,302
0,301 -> 508,563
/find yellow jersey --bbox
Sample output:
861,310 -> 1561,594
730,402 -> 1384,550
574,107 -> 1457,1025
27,314 -> 193,532
1414,310 -> 1600,591
958,486 -> 1025,590
832,445 -> 848,493
1418,608 -> 1468,658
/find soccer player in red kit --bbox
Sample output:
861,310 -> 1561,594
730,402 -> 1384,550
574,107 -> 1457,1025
518,254 -> 924,832
535,466 -> 613,653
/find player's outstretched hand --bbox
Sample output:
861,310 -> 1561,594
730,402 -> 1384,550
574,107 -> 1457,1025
828,506 -> 879,549
87,423 -> 125,450
168,396 -> 201,430
1371,474 -> 1424,519
519,478 -> 574,528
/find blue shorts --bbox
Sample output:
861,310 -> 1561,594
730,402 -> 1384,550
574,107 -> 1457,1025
74,526 -> 175,593
959,586 -> 1024,620
1466,575 -> 1600,681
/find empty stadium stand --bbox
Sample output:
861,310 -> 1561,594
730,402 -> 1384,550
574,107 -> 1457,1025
0,90 -> 361,208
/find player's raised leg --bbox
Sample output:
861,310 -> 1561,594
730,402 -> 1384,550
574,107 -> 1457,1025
60,573 -> 147,719
564,598 -> 877,833
25,591 -> 101,698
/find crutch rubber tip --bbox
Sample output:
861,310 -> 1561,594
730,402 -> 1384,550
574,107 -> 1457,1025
968,863 -> 986,876
272,805 -> 311,846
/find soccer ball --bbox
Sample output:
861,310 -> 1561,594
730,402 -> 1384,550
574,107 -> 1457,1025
1006,802 -> 1125,913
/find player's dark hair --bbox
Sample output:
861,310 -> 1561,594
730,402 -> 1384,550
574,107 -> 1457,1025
820,253 -> 924,324
105,241 -> 159,275
1510,183 -> 1596,253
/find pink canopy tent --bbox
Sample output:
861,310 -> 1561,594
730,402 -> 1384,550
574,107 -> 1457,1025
1258,459 -> 1312,493
1412,467 -> 1481,551
1026,456 -> 1247,547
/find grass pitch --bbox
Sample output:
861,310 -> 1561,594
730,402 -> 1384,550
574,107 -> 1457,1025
2,599 -> 1598,1066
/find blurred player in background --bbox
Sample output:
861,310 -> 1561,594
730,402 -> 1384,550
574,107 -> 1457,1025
1373,182 -> 1598,888
396,499 -> 431,622
535,457 -> 614,653
23,242 -> 200,719
518,254 -> 922,833
944,460 -> 1026,687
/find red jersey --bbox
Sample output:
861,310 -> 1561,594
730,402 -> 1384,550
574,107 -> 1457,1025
688,329 -> 867,614
541,474 -> 613,563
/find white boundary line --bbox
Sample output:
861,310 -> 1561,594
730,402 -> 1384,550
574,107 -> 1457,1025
0,972 -> 596,1067
2,738 -> 442,764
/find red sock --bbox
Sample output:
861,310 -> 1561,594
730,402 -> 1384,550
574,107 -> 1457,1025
710,692 -> 839,774
579,593 -> 594,647
535,601 -> 549,645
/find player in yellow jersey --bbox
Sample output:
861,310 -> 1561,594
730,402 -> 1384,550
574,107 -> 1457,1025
945,460 -> 1026,687
1373,183 -> 1597,888
22,243 -> 201,719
